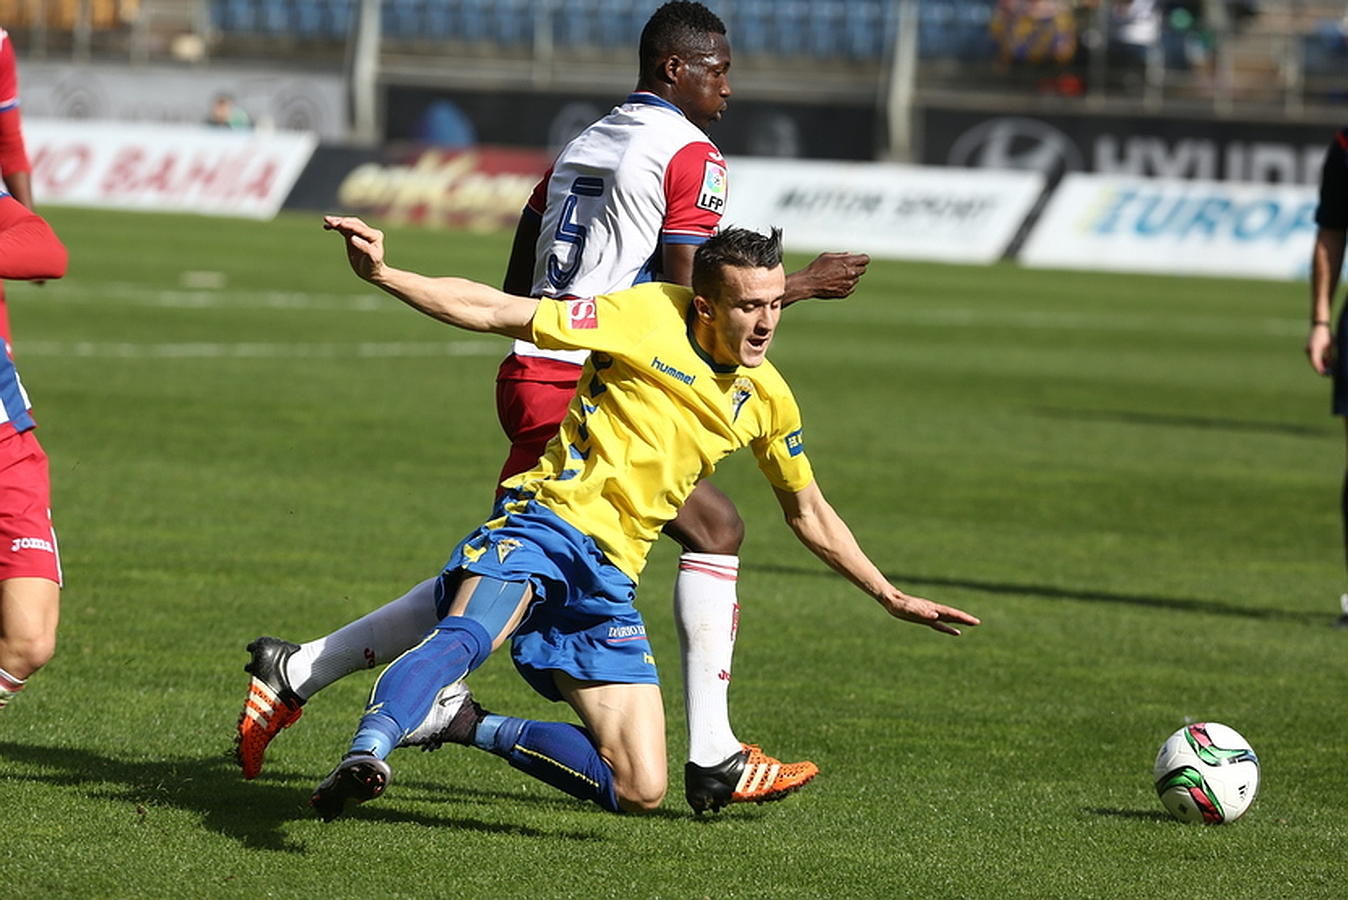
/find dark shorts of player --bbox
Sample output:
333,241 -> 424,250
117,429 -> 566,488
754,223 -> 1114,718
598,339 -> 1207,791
443,492 -> 657,702
495,353 -> 582,489
1335,315 -> 1348,416
0,427 -> 61,584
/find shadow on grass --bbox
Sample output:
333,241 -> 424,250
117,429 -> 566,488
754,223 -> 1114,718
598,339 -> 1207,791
0,741 -> 637,851
1035,407 -> 1326,440
1087,807 -> 1172,822
745,564 -> 1328,625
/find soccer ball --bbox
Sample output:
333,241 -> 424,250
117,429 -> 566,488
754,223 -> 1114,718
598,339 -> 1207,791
1153,722 -> 1260,824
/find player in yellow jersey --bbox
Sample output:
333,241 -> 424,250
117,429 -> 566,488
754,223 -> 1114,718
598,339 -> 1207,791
310,216 -> 979,820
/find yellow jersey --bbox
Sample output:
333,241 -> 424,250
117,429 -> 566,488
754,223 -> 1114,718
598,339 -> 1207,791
501,282 -> 814,581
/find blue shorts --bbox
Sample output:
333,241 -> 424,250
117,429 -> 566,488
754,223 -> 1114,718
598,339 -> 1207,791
443,496 -> 657,701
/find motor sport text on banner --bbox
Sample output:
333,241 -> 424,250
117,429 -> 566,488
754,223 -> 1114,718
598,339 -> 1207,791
24,118 -> 318,219
723,159 -> 1044,263
1019,173 -> 1317,281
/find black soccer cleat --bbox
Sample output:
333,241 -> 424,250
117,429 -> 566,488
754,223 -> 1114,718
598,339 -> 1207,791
235,636 -> 306,779
684,743 -> 820,814
310,753 -> 392,822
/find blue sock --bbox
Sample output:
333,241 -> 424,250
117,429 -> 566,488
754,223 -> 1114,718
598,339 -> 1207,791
347,617 -> 492,759
475,714 -> 620,813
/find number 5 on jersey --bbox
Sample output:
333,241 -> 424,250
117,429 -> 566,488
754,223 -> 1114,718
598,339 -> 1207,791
547,176 -> 605,292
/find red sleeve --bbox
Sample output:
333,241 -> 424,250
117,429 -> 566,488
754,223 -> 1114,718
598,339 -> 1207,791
0,195 -> 66,280
524,167 -> 553,217
662,141 -> 726,244
0,34 -> 29,176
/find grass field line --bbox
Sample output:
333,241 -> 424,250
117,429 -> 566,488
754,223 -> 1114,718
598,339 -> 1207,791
851,306 -> 1306,338
37,280 -> 389,312
13,340 -> 506,359
22,281 -> 1306,337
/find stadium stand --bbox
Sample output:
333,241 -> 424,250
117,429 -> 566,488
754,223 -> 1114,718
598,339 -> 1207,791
4,0 -> 1348,116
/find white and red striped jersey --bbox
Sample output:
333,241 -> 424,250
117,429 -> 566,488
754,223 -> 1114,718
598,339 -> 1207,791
0,191 -> 69,433
0,28 -> 28,177
0,29 -> 19,113
513,91 -> 727,366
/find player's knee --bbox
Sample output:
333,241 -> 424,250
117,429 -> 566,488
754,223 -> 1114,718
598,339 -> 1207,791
700,507 -> 745,554
614,768 -> 667,813
671,500 -> 745,554
0,631 -> 55,679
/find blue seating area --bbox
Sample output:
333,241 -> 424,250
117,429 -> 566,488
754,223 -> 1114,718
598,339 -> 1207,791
208,0 -> 1001,63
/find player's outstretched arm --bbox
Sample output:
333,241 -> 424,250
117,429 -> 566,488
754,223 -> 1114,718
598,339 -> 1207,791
324,215 -> 538,340
772,481 -> 979,636
1308,226 -> 1346,376
781,251 -> 871,307
0,194 -> 65,280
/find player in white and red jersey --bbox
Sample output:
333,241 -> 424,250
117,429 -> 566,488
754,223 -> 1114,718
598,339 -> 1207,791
237,1 -> 870,813
0,29 -> 32,215
494,91 -> 730,479
0,190 -> 69,709
0,27 -> 35,346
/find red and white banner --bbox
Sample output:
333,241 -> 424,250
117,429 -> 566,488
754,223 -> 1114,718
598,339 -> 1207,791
23,118 -> 318,219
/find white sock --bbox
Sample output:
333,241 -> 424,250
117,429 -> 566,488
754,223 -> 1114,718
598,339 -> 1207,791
285,577 -> 442,700
675,552 -> 744,766
0,665 -> 25,708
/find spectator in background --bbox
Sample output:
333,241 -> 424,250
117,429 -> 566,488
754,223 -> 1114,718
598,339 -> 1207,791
0,27 -> 32,211
989,0 -> 1082,93
1160,0 -> 1257,70
206,93 -> 252,130
1304,126 -> 1348,627
1110,0 -> 1162,69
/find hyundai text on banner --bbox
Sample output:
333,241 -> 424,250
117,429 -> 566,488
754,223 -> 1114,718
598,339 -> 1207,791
25,118 -> 318,219
1019,173 -> 1317,281
723,158 -> 1044,263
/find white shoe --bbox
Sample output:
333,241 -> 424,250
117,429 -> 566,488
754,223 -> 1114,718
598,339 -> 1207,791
1336,594 -> 1348,628
397,680 -> 482,750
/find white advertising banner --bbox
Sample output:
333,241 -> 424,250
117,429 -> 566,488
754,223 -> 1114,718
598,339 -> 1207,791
24,118 -> 318,219
723,158 -> 1044,263
1019,173 -> 1317,281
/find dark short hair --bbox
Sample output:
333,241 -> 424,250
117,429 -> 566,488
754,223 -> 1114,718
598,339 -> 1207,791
691,227 -> 784,301
639,2 -> 727,78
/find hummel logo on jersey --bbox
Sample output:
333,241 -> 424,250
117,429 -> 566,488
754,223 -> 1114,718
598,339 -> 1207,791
567,298 -> 599,329
651,356 -> 696,385
11,536 -> 54,554
697,160 -> 727,213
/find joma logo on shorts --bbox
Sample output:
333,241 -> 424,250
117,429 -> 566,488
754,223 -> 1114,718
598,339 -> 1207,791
11,537 -> 53,554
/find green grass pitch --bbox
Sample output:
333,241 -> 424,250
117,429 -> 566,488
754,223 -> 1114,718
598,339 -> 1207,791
1,206 -> 1344,897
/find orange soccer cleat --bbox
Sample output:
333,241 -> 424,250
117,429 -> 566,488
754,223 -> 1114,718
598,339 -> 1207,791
683,743 -> 820,814
234,636 -> 305,779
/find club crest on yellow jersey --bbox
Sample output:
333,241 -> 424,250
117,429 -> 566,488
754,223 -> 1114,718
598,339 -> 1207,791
731,377 -> 754,422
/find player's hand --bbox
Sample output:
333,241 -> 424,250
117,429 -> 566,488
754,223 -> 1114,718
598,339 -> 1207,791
1307,322 -> 1335,376
801,251 -> 870,300
323,215 -> 387,283
877,587 -> 980,636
